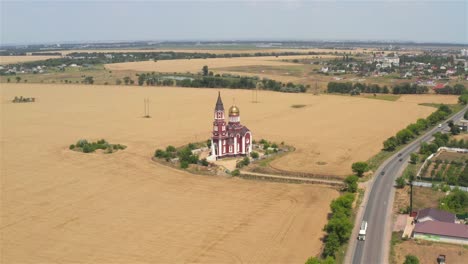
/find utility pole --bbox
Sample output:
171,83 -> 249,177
144,98 -> 151,118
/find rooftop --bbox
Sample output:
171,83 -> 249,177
416,208 -> 455,223
414,221 -> 468,239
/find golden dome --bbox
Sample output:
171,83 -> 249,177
229,105 -> 240,116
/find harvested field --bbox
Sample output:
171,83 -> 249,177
0,55 -> 61,65
397,94 -> 459,104
105,56 -> 303,73
0,83 -> 341,263
393,239 -> 467,264
2,84 -> 440,177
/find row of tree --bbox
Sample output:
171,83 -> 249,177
321,193 -> 355,259
383,105 -> 452,151
327,82 -> 433,95
136,73 -> 307,93
434,84 -> 466,95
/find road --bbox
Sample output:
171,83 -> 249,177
349,105 -> 468,264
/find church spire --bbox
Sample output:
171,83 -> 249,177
215,91 -> 224,111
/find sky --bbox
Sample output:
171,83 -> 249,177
1,0 -> 467,44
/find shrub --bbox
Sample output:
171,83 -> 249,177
187,143 -> 196,150
82,144 -> 92,153
180,161 -> 189,169
69,144 -> 75,150
250,151 -> 259,159
242,156 -> 250,166
166,145 -> 176,152
76,139 -> 88,148
396,176 -> 406,188
155,149 -> 166,158
344,175 -> 358,193
231,169 -> 240,176
404,255 -> 420,264
200,158 -> 209,166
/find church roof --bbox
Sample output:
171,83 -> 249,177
215,92 -> 224,111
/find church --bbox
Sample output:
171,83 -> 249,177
208,92 -> 252,160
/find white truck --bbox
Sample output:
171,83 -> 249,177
358,221 -> 368,241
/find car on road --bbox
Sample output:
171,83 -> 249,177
380,171 -> 385,175
438,124 -> 442,128
399,158 -> 403,162
397,153 -> 402,157
358,221 -> 367,241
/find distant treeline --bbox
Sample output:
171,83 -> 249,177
136,73 -> 307,93
3,51 -> 318,69
434,84 -> 466,95
327,82 -> 466,95
400,54 -> 452,65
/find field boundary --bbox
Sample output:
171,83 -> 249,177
238,171 -> 344,187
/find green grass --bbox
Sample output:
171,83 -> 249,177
390,232 -> 405,264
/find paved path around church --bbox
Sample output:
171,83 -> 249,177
239,170 -> 344,186
347,105 -> 468,264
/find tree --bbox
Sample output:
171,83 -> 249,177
322,232 -> 340,257
396,129 -> 414,144
403,255 -> 420,264
440,188 -> 468,214
123,76 -> 131,85
7,78 -> 10,83
202,65 -> 209,76
325,215 -> 353,243
15,76 -> 21,83
396,176 -> 406,188
410,153 -> 419,164
450,125 -> 460,135
345,175 -> 358,193
83,76 -> 94,84
352,162 -> 369,177
383,136 -> 398,151
250,151 -> 259,159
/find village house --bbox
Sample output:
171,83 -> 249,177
412,208 -> 468,245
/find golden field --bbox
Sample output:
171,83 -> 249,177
0,55 -> 61,65
0,84 -> 457,263
0,83 -> 340,263
104,56 -> 304,73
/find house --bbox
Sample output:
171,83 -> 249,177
415,208 -> 456,223
413,221 -> 468,245
433,83 -> 446,91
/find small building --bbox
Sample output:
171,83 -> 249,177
413,221 -> 468,245
416,208 -> 456,223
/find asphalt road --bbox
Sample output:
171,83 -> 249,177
350,105 -> 468,264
